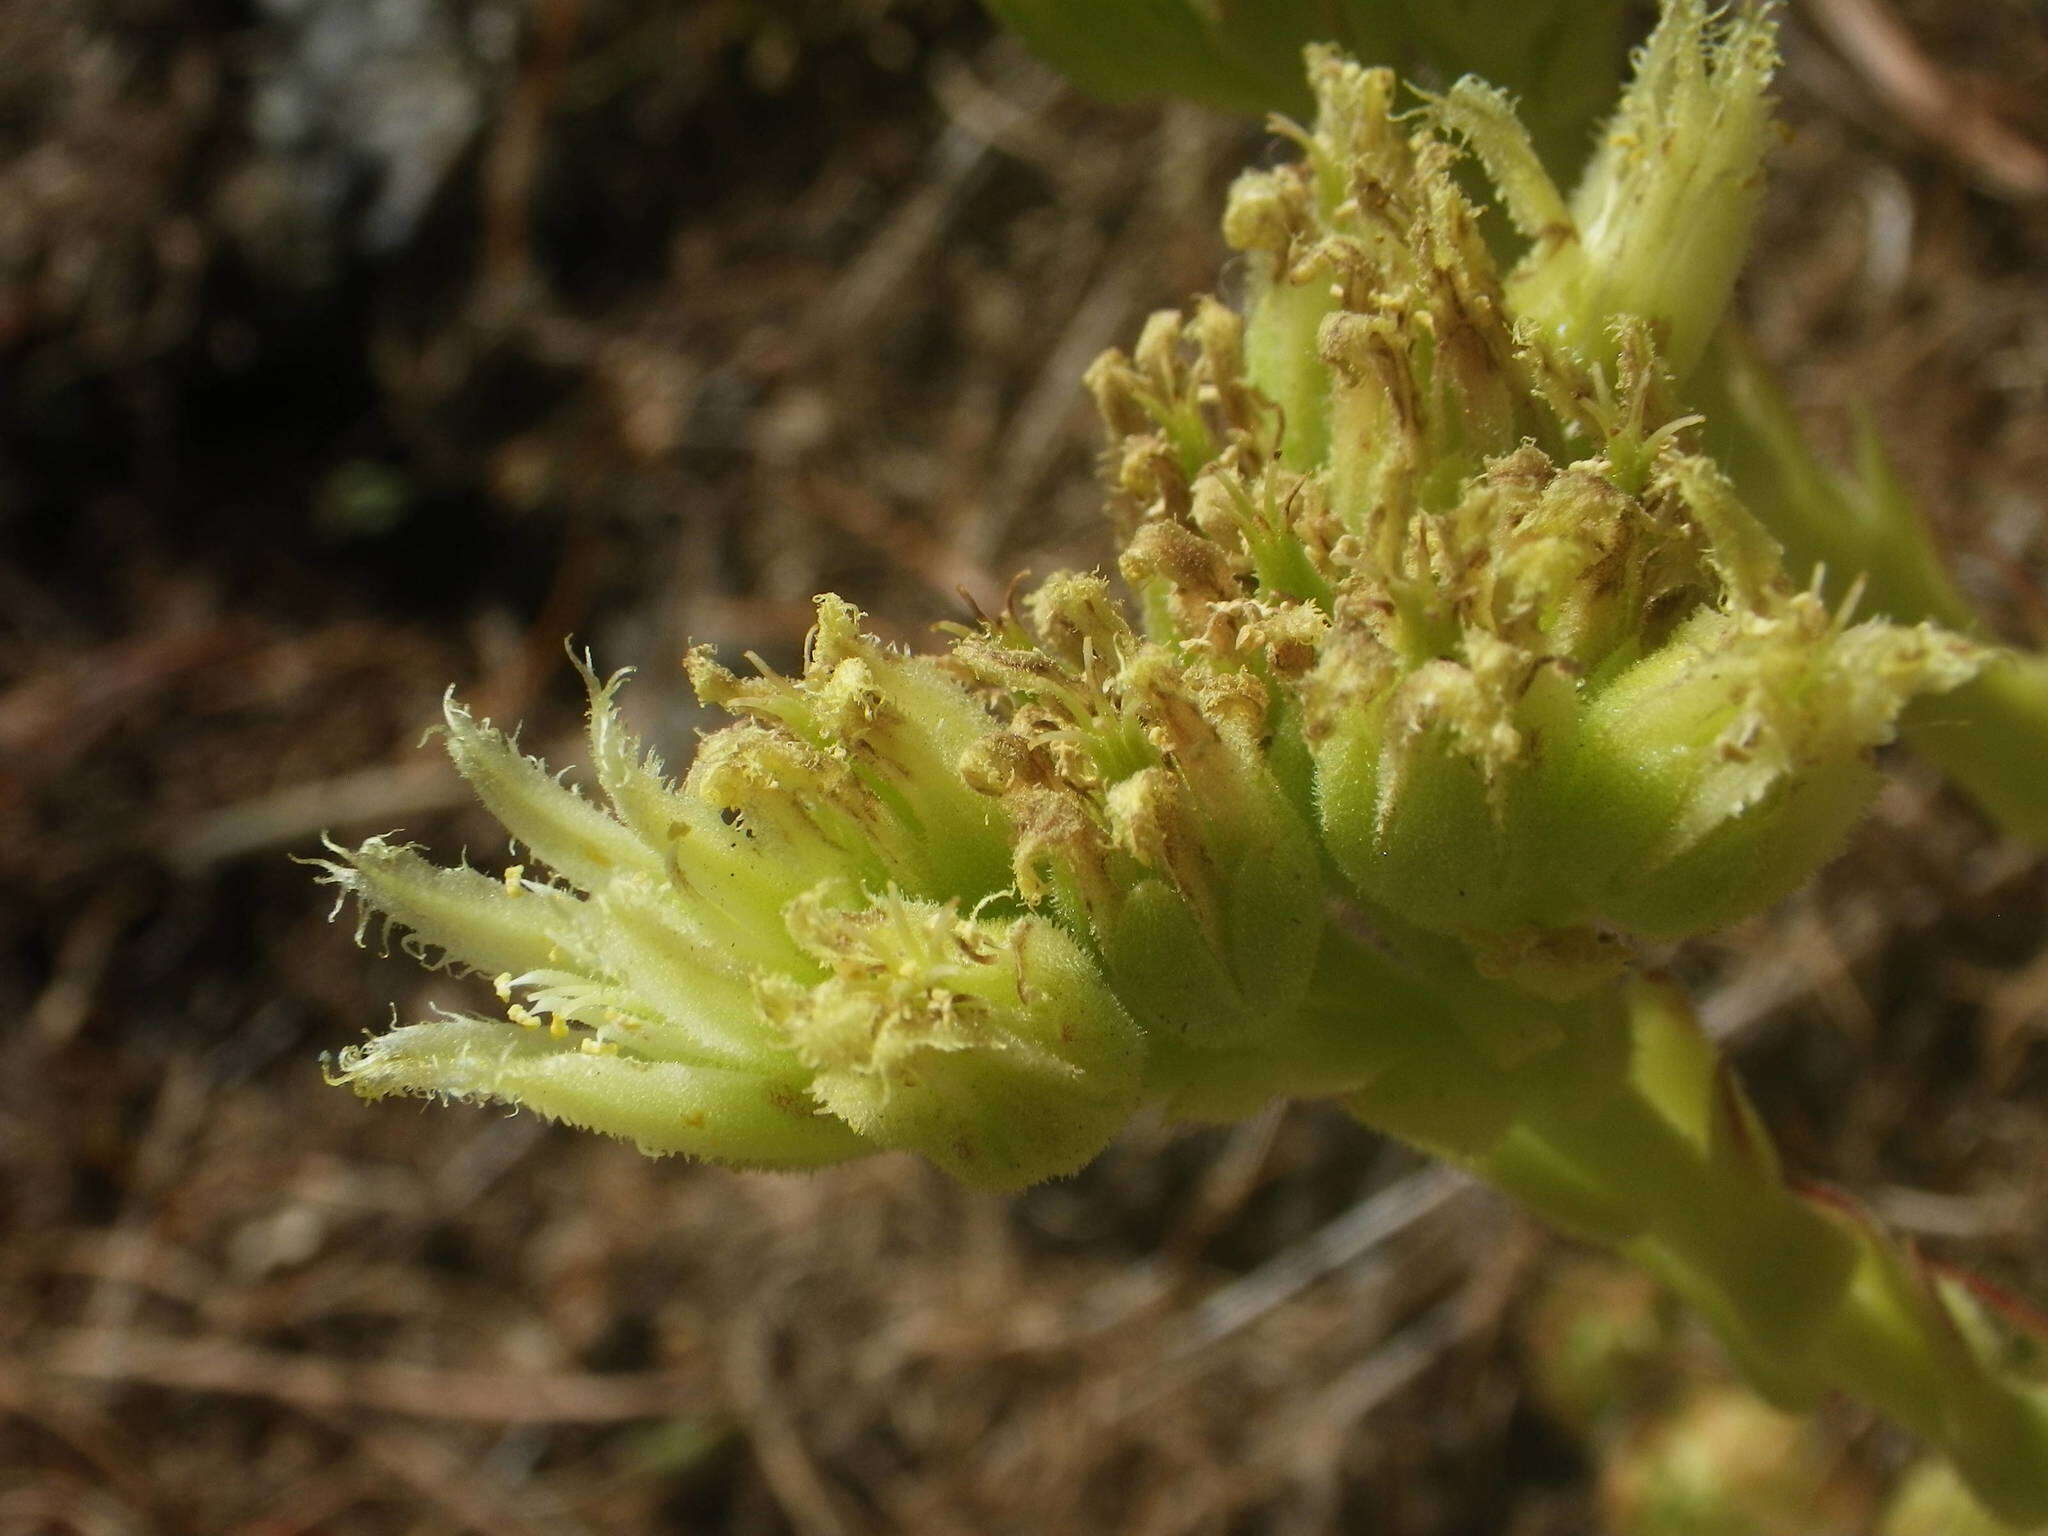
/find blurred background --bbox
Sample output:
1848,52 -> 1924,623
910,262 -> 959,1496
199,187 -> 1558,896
4,1 -> 2048,1531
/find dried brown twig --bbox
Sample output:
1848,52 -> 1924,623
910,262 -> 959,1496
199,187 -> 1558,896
31,1329 -> 694,1424
1805,0 -> 2048,199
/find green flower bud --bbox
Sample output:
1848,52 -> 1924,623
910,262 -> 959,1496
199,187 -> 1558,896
1306,616 -> 1613,994
1222,2 -> 1777,489
1303,438 -> 1981,977
684,594 -> 1016,901
1225,48 -> 1523,493
1481,0 -> 1781,386
1296,442 -> 1712,992
758,888 -> 1140,1188
320,601 -> 1138,1185
951,573 -> 1328,1117
1560,593 -> 1981,939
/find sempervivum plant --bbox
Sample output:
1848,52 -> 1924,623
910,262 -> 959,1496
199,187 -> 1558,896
316,3 -> 2048,1521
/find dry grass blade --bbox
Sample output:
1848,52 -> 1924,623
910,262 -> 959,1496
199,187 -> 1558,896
1162,1164 -> 1475,1365
1806,0 -> 2048,199
33,1330 -> 694,1425
724,1305 -> 867,1536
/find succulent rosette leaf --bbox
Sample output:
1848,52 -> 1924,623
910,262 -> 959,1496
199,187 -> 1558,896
980,0 -> 1629,179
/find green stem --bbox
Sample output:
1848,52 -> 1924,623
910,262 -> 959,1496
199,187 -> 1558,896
1311,935 -> 2048,1523
1493,1070 -> 2048,1523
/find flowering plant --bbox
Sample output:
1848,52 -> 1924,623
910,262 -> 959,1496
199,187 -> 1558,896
317,3 -> 2048,1520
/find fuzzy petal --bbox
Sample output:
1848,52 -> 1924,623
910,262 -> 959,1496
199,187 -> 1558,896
332,1017 -> 870,1168
440,693 -> 661,892
316,836 -> 584,979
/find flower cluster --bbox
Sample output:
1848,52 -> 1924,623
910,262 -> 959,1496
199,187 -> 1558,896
320,2 -> 1977,1182
1095,34 -> 1977,998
